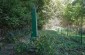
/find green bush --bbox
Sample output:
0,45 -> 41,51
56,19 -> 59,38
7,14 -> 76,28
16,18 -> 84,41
14,42 -> 29,55
34,35 -> 57,55
3,27 -> 31,43
14,41 -> 38,55
0,0 -> 32,29
0,0 -> 50,29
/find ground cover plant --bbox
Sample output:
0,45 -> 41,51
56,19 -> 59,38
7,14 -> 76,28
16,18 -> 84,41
35,30 -> 85,55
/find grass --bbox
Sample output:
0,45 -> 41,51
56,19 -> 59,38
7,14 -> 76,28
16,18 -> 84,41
38,30 -> 85,55
0,29 -> 85,55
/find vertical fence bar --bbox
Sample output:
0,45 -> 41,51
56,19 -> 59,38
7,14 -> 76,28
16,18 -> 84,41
80,17 -> 83,45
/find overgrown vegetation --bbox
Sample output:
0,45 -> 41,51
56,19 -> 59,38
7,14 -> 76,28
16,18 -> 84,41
0,0 -> 85,55
13,30 -> 85,55
0,0 -> 50,44
34,30 -> 85,55
62,0 -> 85,27
0,0 -> 50,29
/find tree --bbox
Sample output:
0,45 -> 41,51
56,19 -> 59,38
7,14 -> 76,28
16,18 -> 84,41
0,0 -> 50,29
62,0 -> 85,27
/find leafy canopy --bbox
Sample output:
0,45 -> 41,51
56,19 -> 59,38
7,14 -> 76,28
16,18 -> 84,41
63,0 -> 85,26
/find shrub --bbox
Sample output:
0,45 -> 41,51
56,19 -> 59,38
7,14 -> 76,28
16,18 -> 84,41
14,42 -> 38,55
34,35 -> 57,55
0,0 -> 32,29
0,0 -> 50,30
14,42 -> 29,55
3,27 -> 31,43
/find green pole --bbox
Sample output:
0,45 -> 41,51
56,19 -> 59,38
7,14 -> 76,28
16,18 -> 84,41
80,0 -> 85,45
31,6 -> 38,37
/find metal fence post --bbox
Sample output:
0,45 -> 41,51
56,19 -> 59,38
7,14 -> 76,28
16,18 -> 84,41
31,6 -> 38,38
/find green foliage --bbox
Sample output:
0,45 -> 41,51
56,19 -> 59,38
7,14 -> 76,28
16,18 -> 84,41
3,27 -> 31,43
1,30 -> 85,55
33,30 -> 85,55
63,0 -> 85,26
0,0 -> 51,44
37,0 -> 50,29
35,35 -> 57,55
14,42 -> 29,55
0,0 -> 31,28
0,0 -> 50,29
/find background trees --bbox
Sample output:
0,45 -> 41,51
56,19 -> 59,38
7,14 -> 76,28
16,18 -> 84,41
0,0 -> 50,29
62,0 -> 85,27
